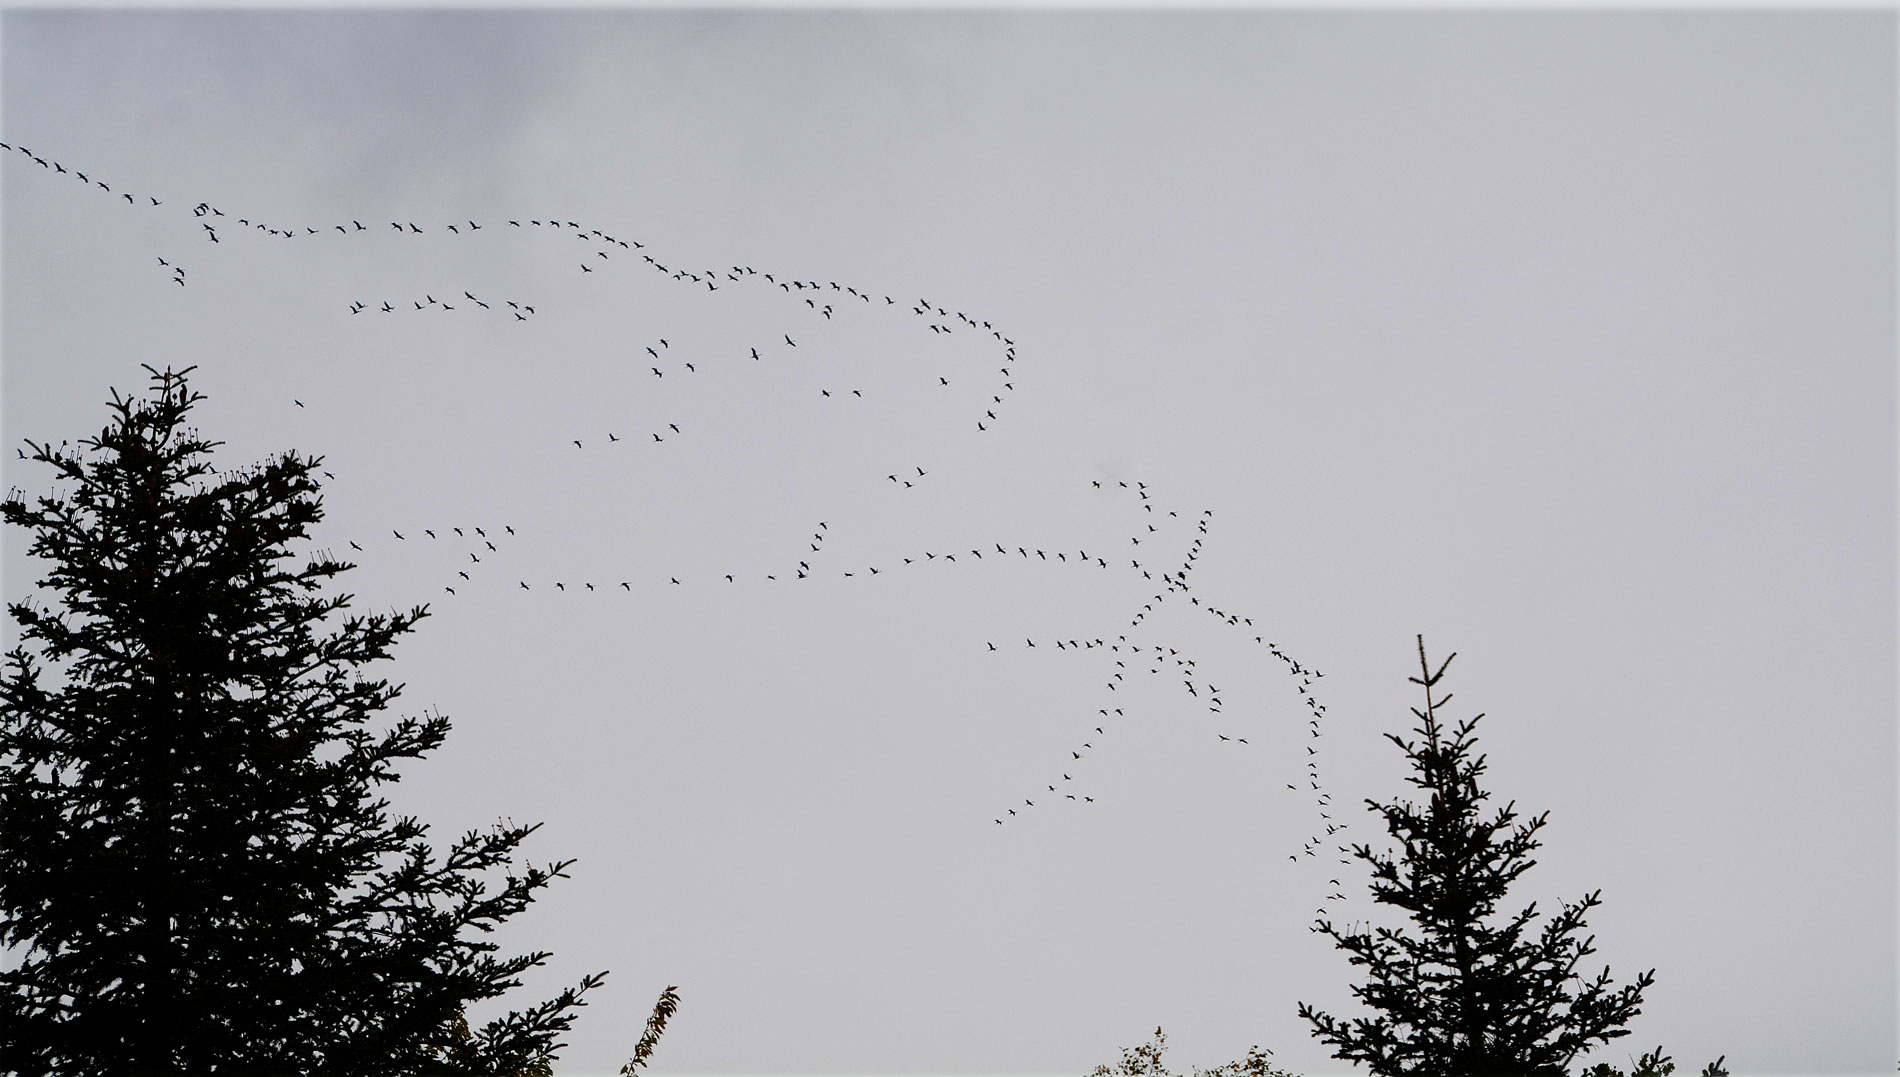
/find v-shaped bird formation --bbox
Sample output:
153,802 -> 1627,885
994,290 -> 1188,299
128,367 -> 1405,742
4,139 -> 1353,926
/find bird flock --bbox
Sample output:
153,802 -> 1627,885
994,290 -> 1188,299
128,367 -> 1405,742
5,138 -> 1357,925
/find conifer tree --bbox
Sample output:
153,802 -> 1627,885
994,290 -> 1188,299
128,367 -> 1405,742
1296,636 -> 1660,1076
0,366 -> 602,1076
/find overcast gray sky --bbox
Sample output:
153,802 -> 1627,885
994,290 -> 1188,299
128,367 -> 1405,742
3,9 -> 1894,1075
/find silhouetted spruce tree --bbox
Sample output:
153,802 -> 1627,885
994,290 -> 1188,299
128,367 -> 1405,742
1297,636 -> 1667,1077
0,366 -> 603,1076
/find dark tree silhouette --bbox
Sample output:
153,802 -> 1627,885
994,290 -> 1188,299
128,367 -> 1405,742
1297,636 -> 1715,1077
619,984 -> 682,1077
0,366 -> 602,1076
1578,1045 -> 1728,1077
1088,1026 -> 1299,1077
